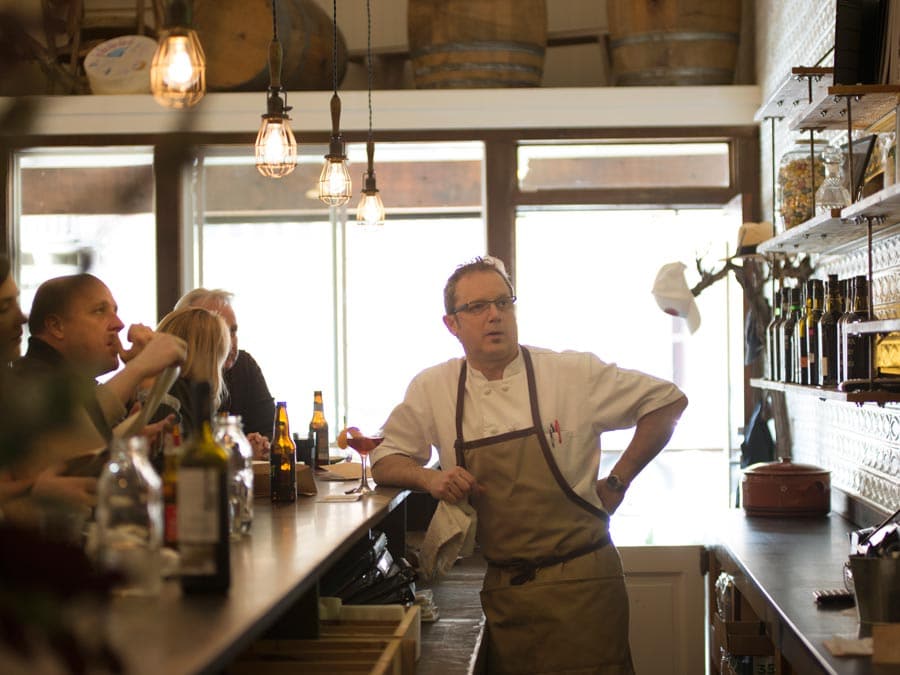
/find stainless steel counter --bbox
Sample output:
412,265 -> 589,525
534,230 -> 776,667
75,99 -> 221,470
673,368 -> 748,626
104,481 -> 408,675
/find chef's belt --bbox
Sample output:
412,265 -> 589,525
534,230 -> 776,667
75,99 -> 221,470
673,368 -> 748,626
487,534 -> 611,586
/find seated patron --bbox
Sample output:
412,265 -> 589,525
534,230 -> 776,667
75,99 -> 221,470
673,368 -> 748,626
175,288 -> 273,456
152,306 -> 231,441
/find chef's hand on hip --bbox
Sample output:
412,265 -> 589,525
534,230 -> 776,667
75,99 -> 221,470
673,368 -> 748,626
428,466 -> 481,504
595,479 -> 625,515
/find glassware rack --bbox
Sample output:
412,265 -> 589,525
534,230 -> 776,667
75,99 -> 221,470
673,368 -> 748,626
752,68 -> 900,404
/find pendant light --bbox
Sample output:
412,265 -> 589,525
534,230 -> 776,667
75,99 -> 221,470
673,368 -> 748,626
150,0 -> 206,109
356,0 -> 385,228
254,0 -> 298,178
318,0 -> 352,205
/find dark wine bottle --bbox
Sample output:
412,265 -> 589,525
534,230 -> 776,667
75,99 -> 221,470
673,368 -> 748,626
817,274 -> 842,386
780,287 -> 801,383
844,275 -> 871,383
177,381 -> 230,594
766,288 -> 782,380
805,279 -> 824,386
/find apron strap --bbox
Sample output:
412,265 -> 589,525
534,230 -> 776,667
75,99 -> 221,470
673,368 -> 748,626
521,348 -> 609,521
454,360 -> 468,469
487,534 -> 612,586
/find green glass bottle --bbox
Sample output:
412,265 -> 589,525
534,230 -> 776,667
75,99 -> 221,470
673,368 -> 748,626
805,279 -> 824,386
817,274 -> 843,386
177,381 -> 231,594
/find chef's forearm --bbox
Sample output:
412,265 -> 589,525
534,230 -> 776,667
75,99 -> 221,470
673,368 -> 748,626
371,453 -> 435,492
612,395 -> 688,483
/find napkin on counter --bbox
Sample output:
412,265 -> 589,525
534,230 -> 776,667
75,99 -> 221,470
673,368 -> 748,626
418,501 -> 477,581
823,635 -> 873,656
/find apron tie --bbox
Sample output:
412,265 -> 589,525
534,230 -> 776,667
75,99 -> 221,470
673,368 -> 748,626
489,534 -> 611,586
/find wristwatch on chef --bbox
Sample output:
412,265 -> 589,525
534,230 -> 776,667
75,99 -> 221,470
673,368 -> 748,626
605,474 -> 629,492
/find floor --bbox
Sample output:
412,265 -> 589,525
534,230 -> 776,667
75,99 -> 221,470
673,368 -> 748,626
411,534 -> 487,675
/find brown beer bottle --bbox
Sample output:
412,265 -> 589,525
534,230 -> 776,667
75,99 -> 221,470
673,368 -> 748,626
309,390 -> 329,470
270,401 -> 297,502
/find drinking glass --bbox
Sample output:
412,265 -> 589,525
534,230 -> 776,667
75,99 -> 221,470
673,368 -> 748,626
339,427 -> 383,495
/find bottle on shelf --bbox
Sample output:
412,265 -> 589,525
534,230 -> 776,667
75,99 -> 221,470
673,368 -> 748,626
793,282 -> 813,385
779,287 -> 801,383
844,275 -> 872,384
836,278 -> 855,384
309,390 -> 329,470
766,288 -> 782,381
162,422 -> 182,548
177,381 -> 231,594
805,279 -> 824,386
814,144 -> 852,215
270,401 -> 297,503
215,413 -> 254,536
818,274 -> 843,386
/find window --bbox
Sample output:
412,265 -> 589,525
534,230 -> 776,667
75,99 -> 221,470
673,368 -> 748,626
12,147 -> 158,351
196,142 -> 486,431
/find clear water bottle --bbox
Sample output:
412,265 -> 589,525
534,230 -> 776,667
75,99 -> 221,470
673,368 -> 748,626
95,436 -> 163,596
215,414 -> 254,537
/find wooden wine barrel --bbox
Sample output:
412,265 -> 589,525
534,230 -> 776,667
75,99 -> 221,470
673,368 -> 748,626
407,0 -> 547,88
607,0 -> 741,86
192,0 -> 347,92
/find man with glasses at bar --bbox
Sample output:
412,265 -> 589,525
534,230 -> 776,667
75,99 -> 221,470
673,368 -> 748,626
371,256 -> 687,674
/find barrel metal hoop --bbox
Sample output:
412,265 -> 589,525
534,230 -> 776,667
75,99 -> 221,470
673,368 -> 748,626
609,30 -> 739,48
414,61 -> 543,76
410,40 -> 546,59
616,67 -> 734,85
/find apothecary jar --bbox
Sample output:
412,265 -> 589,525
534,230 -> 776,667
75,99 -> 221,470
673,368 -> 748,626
777,138 -> 827,231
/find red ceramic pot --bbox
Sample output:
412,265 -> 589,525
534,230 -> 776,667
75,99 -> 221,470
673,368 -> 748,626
741,458 -> 831,517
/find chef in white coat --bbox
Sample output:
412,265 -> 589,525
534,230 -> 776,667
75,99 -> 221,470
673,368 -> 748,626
372,256 -> 687,674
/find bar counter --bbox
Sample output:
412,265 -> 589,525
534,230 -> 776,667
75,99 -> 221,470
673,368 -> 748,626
710,509 -> 897,675
105,481 -> 409,675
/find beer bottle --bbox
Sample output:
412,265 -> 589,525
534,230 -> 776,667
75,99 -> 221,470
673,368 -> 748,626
162,422 -> 182,548
805,279 -> 824,386
818,274 -> 843,386
177,381 -> 230,593
270,401 -> 297,502
309,390 -> 329,470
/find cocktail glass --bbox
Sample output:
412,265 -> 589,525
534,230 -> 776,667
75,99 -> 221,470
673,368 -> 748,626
340,427 -> 382,495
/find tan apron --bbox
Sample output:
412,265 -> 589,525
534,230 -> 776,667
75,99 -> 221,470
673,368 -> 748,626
455,347 -> 635,675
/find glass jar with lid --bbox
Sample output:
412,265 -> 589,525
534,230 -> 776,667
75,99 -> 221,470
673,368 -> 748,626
777,137 -> 827,230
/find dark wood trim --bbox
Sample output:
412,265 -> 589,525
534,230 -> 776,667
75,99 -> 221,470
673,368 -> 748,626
0,145 -> 10,254
153,140 -> 189,321
484,138 -> 517,283
515,186 -> 739,207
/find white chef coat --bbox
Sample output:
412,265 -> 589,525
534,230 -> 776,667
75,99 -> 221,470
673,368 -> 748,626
372,345 -> 685,509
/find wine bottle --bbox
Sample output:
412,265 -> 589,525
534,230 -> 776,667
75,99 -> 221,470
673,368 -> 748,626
177,381 -> 231,594
836,277 -> 855,384
793,282 -> 812,384
309,390 -> 329,470
780,287 -> 801,383
818,274 -> 843,386
766,288 -> 782,380
805,279 -> 824,386
162,422 -> 182,548
844,275 -> 872,383
270,401 -> 297,503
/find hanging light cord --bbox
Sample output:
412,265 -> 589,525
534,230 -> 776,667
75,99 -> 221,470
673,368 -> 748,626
332,0 -> 338,96
366,0 -> 373,144
272,0 -> 278,43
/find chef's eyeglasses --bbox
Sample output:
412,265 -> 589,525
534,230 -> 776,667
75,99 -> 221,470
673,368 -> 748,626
450,296 -> 517,316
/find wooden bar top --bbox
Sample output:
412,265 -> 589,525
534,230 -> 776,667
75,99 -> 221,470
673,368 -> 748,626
105,480 -> 408,675
711,509 -> 894,675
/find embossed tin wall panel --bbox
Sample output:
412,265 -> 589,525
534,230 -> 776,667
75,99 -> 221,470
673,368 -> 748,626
759,1 -> 900,513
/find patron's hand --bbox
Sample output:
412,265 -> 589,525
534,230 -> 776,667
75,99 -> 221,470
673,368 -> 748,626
427,466 -> 482,505
128,332 -> 187,378
118,323 -> 155,362
247,432 -> 270,459
33,464 -> 98,508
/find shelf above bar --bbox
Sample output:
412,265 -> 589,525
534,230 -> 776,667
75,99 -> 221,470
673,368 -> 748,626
750,378 -> 900,404
790,84 -> 900,131
754,67 -> 832,122
757,183 -> 900,256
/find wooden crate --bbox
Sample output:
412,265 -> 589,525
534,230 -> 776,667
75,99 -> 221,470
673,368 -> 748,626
321,603 -> 421,673
232,637 -> 403,675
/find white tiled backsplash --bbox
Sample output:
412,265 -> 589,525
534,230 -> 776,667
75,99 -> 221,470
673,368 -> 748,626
757,0 -> 900,514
